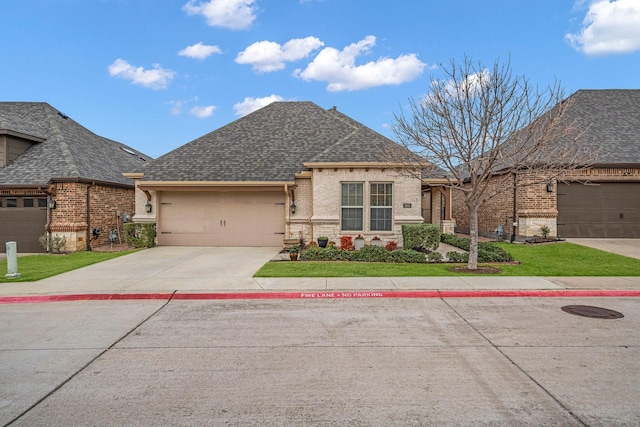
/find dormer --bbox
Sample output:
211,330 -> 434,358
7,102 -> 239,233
0,130 -> 45,167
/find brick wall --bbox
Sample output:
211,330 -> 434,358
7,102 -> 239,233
48,181 -> 134,251
451,167 -> 640,239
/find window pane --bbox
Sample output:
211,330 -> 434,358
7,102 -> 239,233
23,198 -> 34,208
341,183 -> 363,206
7,198 -> 17,208
37,198 -> 47,208
370,183 -> 392,206
371,208 -> 392,231
342,208 -> 363,231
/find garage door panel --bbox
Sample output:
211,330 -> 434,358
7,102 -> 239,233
0,208 -> 47,253
158,191 -> 285,247
557,182 -> 640,238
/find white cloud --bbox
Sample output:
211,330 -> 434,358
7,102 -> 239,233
294,35 -> 427,91
178,42 -> 222,60
233,95 -> 287,116
182,0 -> 256,30
107,59 -> 175,90
190,105 -> 217,118
565,0 -> 640,55
236,37 -> 324,73
168,100 -> 188,115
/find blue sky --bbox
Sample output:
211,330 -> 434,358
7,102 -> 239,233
2,0 -> 639,158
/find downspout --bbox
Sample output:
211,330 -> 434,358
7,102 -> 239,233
512,172 -> 517,241
86,182 -> 94,251
284,184 -> 290,238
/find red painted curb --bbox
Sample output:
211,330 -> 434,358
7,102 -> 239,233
1,289 -> 640,304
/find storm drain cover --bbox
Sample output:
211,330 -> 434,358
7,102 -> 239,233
561,305 -> 624,319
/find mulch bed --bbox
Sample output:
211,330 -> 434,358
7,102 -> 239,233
448,266 -> 502,274
90,243 -> 132,252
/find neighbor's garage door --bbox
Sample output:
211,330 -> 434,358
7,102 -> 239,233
0,197 -> 47,253
557,182 -> 640,238
157,191 -> 285,246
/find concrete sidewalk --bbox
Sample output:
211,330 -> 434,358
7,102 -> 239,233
2,245 -> 640,297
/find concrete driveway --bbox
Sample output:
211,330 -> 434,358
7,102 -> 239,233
566,238 -> 640,260
9,246 -> 282,294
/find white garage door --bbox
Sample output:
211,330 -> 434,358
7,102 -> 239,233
158,191 -> 285,246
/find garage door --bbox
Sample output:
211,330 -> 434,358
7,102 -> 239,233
157,191 -> 285,246
557,182 -> 640,238
0,197 -> 47,253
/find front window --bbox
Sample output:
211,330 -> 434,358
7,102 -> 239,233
370,183 -> 392,231
341,182 -> 363,231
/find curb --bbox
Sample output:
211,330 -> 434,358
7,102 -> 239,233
2,289 -> 640,304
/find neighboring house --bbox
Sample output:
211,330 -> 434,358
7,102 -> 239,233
125,102 -> 451,247
452,89 -> 640,239
0,102 -> 151,252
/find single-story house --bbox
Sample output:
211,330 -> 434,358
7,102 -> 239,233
125,102 -> 453,247
452,89 -> 640,239
0,102 -> 151,252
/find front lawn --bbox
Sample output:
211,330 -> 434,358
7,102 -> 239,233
0,251 -> 136,283
254,242 -> 640,277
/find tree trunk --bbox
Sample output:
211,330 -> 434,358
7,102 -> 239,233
468,205 -> 479,270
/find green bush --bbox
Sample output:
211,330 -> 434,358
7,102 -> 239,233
446,251 -> 469,263
426,251 -> 443,263
441,234 -> 513,263
300,246 -> 341,261
123,223 -> 156,248
349,245 -> 390,262
388,249 -> 427,263
402,224 -> 440,251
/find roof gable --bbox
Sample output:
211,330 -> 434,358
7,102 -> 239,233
0,102 -> 151,186
562,90 -> 640,165
139,102 -> 410,182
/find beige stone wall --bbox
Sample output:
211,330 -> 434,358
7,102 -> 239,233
308,167 -> 423,247
288,177 -> 313,243
132,182 -> 157,223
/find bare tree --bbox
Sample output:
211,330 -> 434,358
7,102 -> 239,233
391,56 -> 595,270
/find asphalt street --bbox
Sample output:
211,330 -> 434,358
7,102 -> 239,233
2,295 -> 639,426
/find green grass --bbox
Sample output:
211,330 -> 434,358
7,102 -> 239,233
254,242 -> 640,277
0,251 -> 136,283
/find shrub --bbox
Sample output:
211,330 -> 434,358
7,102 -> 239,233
385,241 -> 398,251
349,245 -> 389,262
540,225 -> 550,239
123,223 -> 156,248
442,234 -> 513,263
426,251 -> 443,263
477,243 -> 513,262
402,224 -> 440,251
446,251 -> 469,263
388,249 -> 427,263
340,235 -> 354,251
39,233 -> 67,254
300,246 -> 341,261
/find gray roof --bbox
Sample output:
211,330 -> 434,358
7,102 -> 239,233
561,89 -> 640,164
0,102 -> 151,186
138,102 -> 413,182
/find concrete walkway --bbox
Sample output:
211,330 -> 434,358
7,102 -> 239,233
2,242 -> 640,297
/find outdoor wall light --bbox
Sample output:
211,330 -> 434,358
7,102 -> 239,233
546,182 -> 554,193
47,198 -> 57,210
145,201 -> 153,213
290,202 -> 296,214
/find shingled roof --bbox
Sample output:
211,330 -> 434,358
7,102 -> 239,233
0,102 -> 150,186
137,102 -> 410,182
562,89 -> 640,165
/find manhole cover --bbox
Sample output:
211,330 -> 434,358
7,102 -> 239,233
561,305 -> 624,319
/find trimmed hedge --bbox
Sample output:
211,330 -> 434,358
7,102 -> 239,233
402,224 -> 440,251
123,223 -> 156,248
441,234 -> 513,263
300,245 -> 426,263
